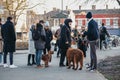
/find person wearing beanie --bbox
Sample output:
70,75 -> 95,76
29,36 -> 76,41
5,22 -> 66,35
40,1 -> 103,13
43,23 -> 53,55
59,19 -> 72,67
84,12 -> 99,71
1,17 -> 17,68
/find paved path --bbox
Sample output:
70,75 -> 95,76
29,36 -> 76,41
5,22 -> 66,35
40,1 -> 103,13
0,46 -> 120,80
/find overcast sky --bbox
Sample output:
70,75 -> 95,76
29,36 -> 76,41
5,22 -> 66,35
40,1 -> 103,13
28,0 -> 120,14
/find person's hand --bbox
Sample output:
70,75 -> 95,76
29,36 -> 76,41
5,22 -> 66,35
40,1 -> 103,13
66,41 -> 69,44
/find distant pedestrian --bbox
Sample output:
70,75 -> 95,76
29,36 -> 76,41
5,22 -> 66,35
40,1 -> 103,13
33,20 -> 46,68
27,24 -> 36,66
0,18 -> 3,66
1,17 -> 17,68
99,23 -> 110,50
43,23 -> 53,54
59,19 -> 72,67
84,12 -> 99,71
54,24 -> 63,58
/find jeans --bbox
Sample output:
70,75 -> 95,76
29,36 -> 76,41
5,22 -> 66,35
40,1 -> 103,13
4,52 -> 13,65
0,53 -> 2,63
36,50 -> 42,66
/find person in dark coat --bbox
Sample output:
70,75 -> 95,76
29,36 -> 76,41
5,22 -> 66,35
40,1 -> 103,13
59,19 -> 72,67
77,28 -> 87,58
54,24 -> 63,58
34,20 -> 46,68
99,23 -> 110,50
1,17 -> 17,68
84,12 -> 99,71
43,24 -> 53,54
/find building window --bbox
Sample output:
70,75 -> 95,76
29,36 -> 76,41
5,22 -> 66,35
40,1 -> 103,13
78,20 -> 82,27
113,19 -> 118,26
95,19 -> 102,27
106,19 -> 110,26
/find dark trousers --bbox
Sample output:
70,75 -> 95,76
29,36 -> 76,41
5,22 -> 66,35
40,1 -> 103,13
57,48 -> 61,57
43,44 -> 51,54
4,52 -> 13,65
100,39 -> 107,50
89,41 -> 97,69
28,54 -> 35,64
59,48 -> 67,65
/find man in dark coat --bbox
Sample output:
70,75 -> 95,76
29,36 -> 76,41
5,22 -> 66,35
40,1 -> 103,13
1,17 -> 17,68
59,19 -> 72,67
43,25 -> 53,54
84,12 -> 99,71
99,23 -> 110,50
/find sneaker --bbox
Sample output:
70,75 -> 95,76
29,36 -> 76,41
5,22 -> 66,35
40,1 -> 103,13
3,64 -> 9,68
36,65 -> 43,68
59,64 -> 65,67
27,63 -> 32,66
9,65 -> 18,68
89,69 -> 97,72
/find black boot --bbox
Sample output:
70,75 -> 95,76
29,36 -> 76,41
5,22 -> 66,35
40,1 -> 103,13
32,54 -> 36,65
27,54 -> 32,66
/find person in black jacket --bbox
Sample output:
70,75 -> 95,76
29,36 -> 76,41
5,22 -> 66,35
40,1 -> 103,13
84,12 -> 99,71
59,19 -> 72,67
54,24 -> 63,58
99,23 -> 110,50
43,25 -> 53,54
1,17 -> 17,68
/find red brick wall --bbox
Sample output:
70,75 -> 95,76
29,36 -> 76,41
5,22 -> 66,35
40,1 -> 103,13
75,14 -> 120,28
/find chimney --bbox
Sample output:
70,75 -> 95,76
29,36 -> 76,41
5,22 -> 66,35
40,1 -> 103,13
53,7 -> 57,11
79,5 -> 81,10
92,5 -> 96,10
106,5 -> 108,9
66,6 -> 68,10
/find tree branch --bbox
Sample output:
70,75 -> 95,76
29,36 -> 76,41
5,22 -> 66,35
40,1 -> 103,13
116,0 -> 120,5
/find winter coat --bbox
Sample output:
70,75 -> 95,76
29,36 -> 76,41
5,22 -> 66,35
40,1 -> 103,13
84,19 -> 99,41
0,23 -> 3,52
34,24 -> 46,50
28,29 -> 36,54
45,29 -> 53,47
1,20 -> 16,52
59,19 -> 72,49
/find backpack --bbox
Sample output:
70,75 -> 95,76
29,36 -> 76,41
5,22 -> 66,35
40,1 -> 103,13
32,29 -> 41,41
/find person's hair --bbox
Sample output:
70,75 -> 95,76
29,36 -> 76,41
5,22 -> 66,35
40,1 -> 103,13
59,24 -> 63,28
39,20 -> 44,23
102,23 -> 104,26
0,18 -> 1,22
7,17 -> 12,21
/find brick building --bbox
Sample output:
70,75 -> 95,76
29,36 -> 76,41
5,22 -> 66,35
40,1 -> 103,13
46,6 -> 120,35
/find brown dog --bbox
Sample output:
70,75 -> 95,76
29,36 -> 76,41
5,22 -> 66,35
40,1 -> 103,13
42,51 -> 54,67
67,48 -> 84,70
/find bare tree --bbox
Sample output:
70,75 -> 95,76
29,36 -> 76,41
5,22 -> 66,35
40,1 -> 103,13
4,0 -> 44,25
72,0 -> 120,6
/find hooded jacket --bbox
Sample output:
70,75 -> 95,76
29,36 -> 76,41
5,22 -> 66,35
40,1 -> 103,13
59,19 -> 72,49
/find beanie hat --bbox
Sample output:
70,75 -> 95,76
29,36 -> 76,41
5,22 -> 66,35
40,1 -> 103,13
86,12 -> 92,19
